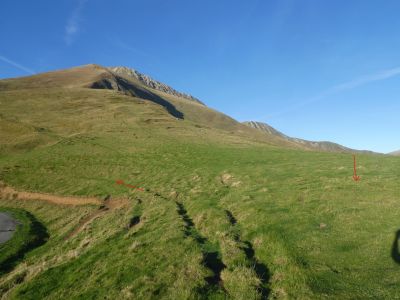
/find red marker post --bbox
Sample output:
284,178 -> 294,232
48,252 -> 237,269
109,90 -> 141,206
353,155 -> 360,181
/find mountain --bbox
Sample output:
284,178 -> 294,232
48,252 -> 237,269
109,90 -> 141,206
0,64 -> 207,120
108,66 -> 204,105
2,63 -> 396,299
0,64 -> 372,154
242,121 -> 290,140
389,150 -> 400,156
242,121 -> 373,153
0,64 -> 304,152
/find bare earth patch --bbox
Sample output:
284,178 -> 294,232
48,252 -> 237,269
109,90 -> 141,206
0,182 -> 130,240
0,182 -> 129,210
0,182 -> 101,206
219,173 -> 241,187
65,208 -> 108,240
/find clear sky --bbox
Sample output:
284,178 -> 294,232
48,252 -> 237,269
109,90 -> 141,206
1,0 -> 399,153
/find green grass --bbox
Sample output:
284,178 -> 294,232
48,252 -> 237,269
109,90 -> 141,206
1,85 -> 400,299
0,208 -> 48,276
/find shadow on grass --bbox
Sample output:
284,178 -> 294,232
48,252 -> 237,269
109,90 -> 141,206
391,229 -> 400,264
243,241 -> 270,298
225,210 -> 237,225
91,76 -> 184,119
224,209 -> 270,298
0,212 -> 49,274
175,202 -> 226,287
128,216 -> 140,228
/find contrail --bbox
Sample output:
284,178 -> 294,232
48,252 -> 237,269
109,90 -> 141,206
264,66 -> 400,119
331,67 -> 400,92
0,55 -> 35,75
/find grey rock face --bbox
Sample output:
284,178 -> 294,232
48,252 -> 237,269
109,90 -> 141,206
0,212 -> 20,244
242,121 -> 290,139
108,66 -> 204,105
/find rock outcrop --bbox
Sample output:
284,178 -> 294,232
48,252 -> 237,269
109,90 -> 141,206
108,66 -> 204,105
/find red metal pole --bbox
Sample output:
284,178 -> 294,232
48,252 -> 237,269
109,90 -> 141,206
353,155 -> 360,181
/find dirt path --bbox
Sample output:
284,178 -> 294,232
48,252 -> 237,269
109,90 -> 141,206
0,182 -> 131,240
65,195 -> 130,240
64,207 -> 108,240
0,182 -> 101,206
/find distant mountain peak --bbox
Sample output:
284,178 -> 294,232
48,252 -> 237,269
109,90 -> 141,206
108,66 -> 204,105
243,121 -> 375,153
242,121 -> 289,139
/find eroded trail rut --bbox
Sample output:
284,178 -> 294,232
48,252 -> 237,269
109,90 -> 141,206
224,209 -> 270,298
65,207 -> 109,240
66,195 -> 131,240
0,181 -> 271,298
175,201 -> 226,290
150,188 -> 271,298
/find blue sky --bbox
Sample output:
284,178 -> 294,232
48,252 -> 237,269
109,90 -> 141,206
1,0 -> 399,153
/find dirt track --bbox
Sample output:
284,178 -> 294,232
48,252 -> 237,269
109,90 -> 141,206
0,182 -> 131,240
0,182 -> 102,206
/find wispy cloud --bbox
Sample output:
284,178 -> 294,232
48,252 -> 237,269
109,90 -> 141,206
65,0 -> 87,45
0,54 -> 35,75
265,66 -> 400,119
331,67 -> 400,92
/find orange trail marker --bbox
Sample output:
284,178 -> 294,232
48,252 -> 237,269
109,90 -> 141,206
115,179 -> 144,191
353,155 -> 360,181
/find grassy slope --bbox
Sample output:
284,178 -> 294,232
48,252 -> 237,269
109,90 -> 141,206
105,67 -> 304,150
0,208 -> 48,276
0,76 -> 400,299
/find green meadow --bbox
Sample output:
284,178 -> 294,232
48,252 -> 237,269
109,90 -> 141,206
1,85 -> 400,299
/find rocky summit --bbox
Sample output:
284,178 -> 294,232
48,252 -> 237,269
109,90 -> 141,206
108,66 -> 204,105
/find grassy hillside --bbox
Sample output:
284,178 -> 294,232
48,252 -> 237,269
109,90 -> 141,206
0,64 -> 300,150
1,67 -> 400,299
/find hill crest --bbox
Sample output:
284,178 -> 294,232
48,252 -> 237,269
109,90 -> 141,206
0,64 -> 379,154
243,121 -> 376,153
108,66 -> 204,105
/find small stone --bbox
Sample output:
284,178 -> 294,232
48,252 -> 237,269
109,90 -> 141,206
169,191 -> 178,199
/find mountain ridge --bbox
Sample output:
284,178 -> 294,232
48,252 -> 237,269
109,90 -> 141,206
0,64 -> 380,154
243,121 -> 377,154
108,66 -> 204,105
0,64 -> 303,150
